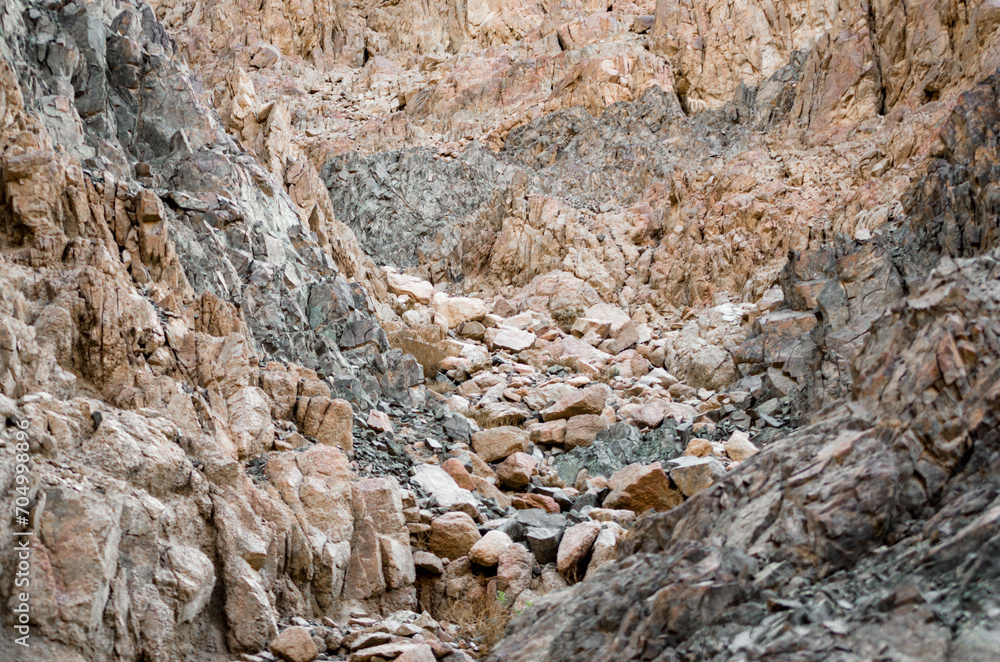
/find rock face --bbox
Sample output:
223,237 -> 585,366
5,0 -> 1000,659
486,70 -> 1000,660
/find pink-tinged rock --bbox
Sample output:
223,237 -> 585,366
440,458 -> 476,490
564,414 -> 609,449
541,386 -> 607,421
725,430 -> 759,462
512,493 -> 561,513
270,626 -> 318,662
585,522 -> 627,579
556,521 -> 601,580
626,401 -> 666,428
295,396 -> 353,452
429,512 -> 481,561
496,452 -> 537,490
432,293 -> 488,329
471,426 -> 529,462
604,463 -> 683,513
367,409 -> 393,433
492,328 -> 537,352
530,419 -> 567,445
386,270 -> 434,304
469,530 -> 514,567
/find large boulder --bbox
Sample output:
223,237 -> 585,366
666,456 -> 726,497
469,530 -> 515,567
270,626 -> 319,662
496,452 -> 538,490
604,463 -> 683,513
386,269 -> 434,303
429,512 -> 482,561
541,386 -> 607,422
433,293 -> 488,329
472,426 -> 530,462
410,465 -> 479,516
556,521 -> 601,580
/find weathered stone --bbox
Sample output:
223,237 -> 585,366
270,626 -> 319,662
410,465 -> 478,515
563,414 -> 608,450
496,452 -> 538,490
724,430 -> 758,462
556,521 -> 601,580
429,512 -> 481,561
604,463 -> 683,513
471,426 -> 530,462
666,456 -> 727,497
469,530 -> 514,567
541,386 -> 607,421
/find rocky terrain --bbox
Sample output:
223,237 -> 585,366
2,0 -> 1000,660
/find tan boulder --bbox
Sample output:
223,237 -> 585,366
295,396 -> 353,452
496,452 -> 537,490
433,293 -> 488,329
530,419 -> 567,445
440,458 -> 476,490
471,426 -> 529,462
469,530 -> 514,567
386,270 -> 434,303
563,414 -> 608,449
604,463 -> 683,513
429,512 -> 481,560
725,430 -> 759,462
556,521 -> 601,580
541,386 -> 607,421
270,626 -> 318,662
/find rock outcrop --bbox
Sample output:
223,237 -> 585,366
4,0 -> 1000,660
